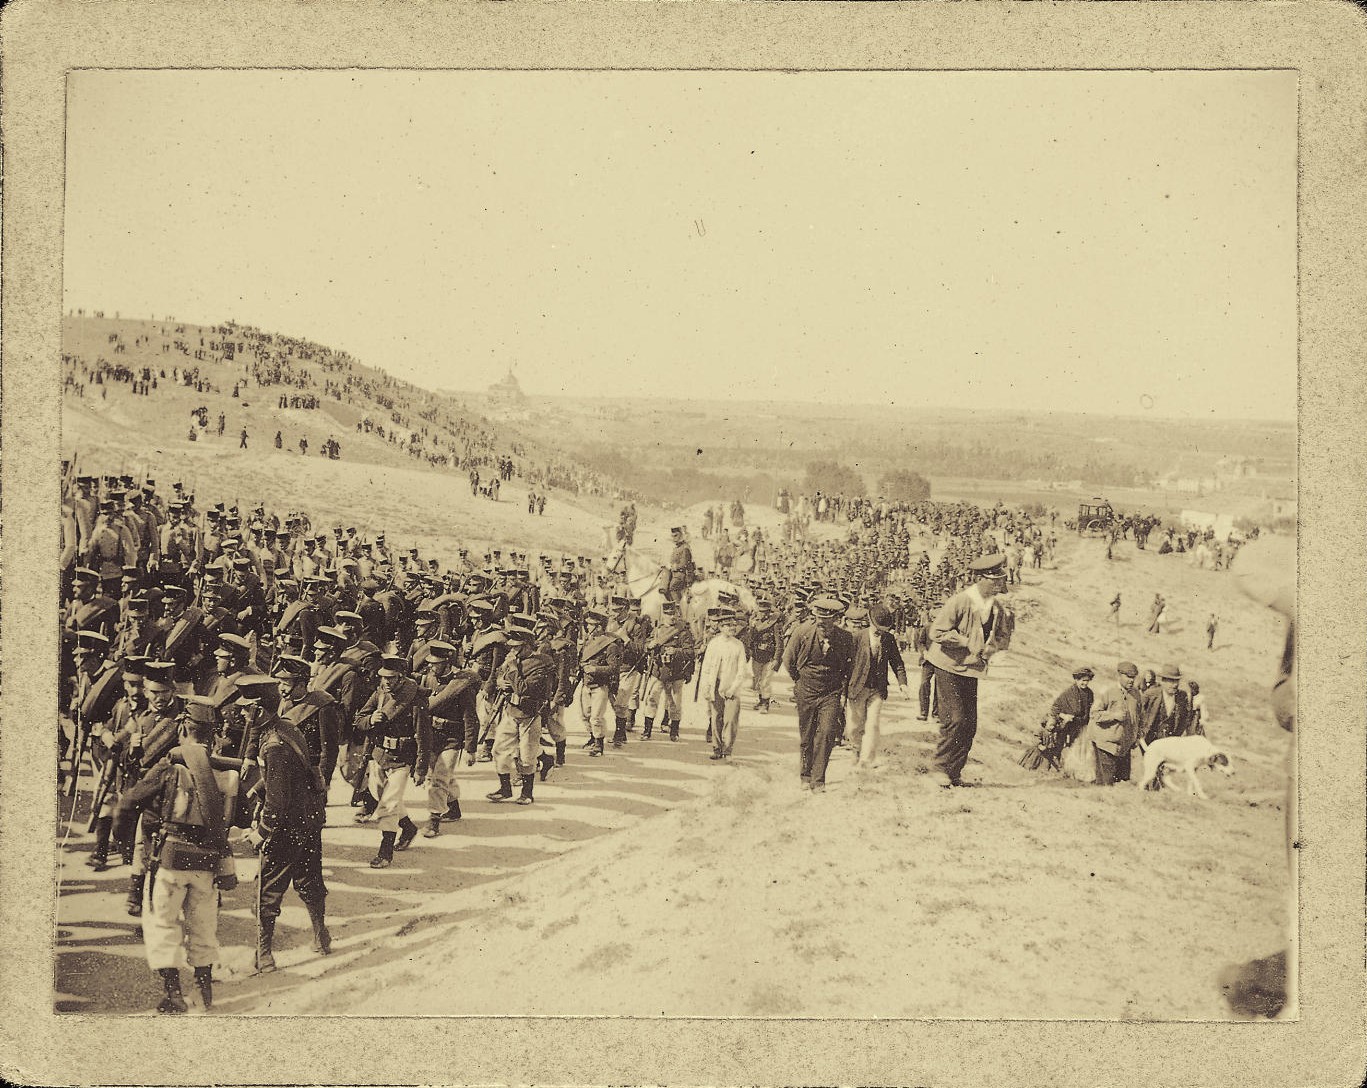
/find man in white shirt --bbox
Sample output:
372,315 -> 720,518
699,609 -> 748,761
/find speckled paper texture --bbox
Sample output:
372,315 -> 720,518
2,1 -> 1365,1085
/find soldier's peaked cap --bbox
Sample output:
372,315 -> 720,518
142,661 -> 177,689
216,633 -> 252,655
233,674 -> 280,696
184,696 -> 219,725
271,655 -> 312,677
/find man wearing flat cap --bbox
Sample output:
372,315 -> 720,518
1086,660 -> 1144,785
925,553 -> 1014,787
781,594 -> 856,792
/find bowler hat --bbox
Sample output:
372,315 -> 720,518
1159,663 -> 1183,680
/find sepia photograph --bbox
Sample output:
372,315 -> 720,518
51,65 -> 1300,1022
5,1 -> 1366,1085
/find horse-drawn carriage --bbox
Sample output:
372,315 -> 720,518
1076,497 -> 1115,536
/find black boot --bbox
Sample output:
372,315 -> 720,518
446,799 -> 462,821
126,873 -> 146,917
612,717 -> 628,748
120,838 -> 135,866
538,752 -> 556,781
369,831 -> 397,869
517,774 -> 535,806
422,813 -> 442,838
669,717 -> 680,742
581,735 -> 597,750
306,900 -> 332,955
627,709 -> 638,733
554,741 -> 566,767
487,773 -> 514,802
642,717 -> 654,739
256,917 -> 277,971
396,816 -> 418,851
589,736 -> 605,757
157,967 -> 187,1014
193,965 -> 213,1009
86,816 -> 112,870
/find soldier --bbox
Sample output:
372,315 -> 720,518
466,600 -> 508,761
577,608 -> 622,757
150,584 -> 209,696
417,641 -> 479,836
64,567 -> 119,640
607,594 -> 652,746
534,611 -> 574,776
640,599 -> 695,741
486,615 -> 556,805
64,628 -> 120,794
112,695 -> 238,1013
739,597 -> 780,713
664,526 -> 695,605
274,654 -> 341,789
118,664 -> 185,918
355,654 -> 426,868
88,655 -> 151,870
249,675 -> 331,973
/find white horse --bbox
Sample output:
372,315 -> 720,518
603,541 -> 756,631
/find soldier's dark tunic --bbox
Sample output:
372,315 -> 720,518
256,717 -> 328,925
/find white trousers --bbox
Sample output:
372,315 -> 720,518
143,866 -> 219,970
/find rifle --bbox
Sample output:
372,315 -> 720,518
65,707 -> 89,801
85,748 -> 119,833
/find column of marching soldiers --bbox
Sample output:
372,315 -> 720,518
59,470 -> 1024,1013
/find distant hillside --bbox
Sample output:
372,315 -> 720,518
60,313 -> 625,500
441,388 -> 1295,514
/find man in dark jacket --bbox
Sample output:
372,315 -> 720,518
844,603 -> 909,769
781,595 -> 855,793
250,673 -> 330,972
418,640 -> 479,835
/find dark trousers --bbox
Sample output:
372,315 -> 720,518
795,689 -> 843,786
918,660 -> 936,718
931,667 -> 978,781
258,826 -> 326,922
1094,747 -> 1132,786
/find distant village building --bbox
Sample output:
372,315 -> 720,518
483,368 -> 532,422
487,368 -> 527,409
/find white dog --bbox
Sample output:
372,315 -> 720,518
1137,734 -> 1234,798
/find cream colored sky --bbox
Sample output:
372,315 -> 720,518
63,69 -> 1296,420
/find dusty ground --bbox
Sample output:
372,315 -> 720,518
56,398 -> 1294,1017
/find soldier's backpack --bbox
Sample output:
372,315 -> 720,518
160,743 -> 238,873
512,650 -> 557,715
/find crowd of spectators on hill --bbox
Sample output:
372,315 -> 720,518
63,313 -> 625,501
